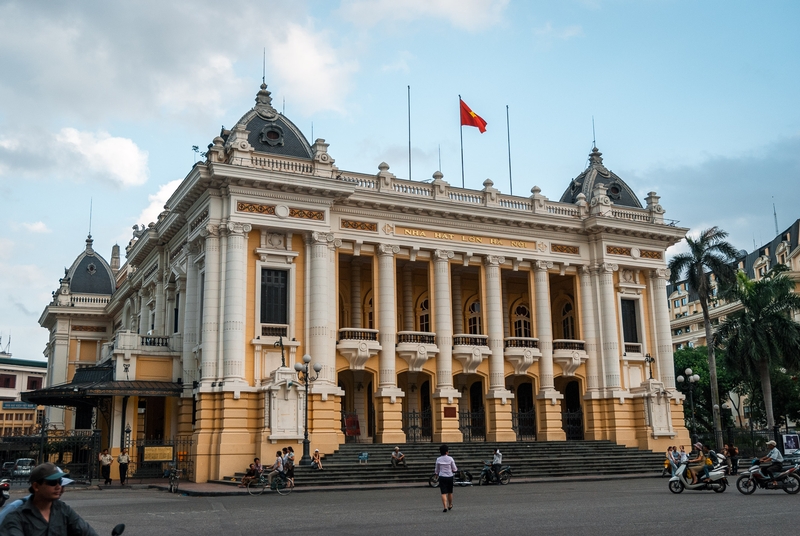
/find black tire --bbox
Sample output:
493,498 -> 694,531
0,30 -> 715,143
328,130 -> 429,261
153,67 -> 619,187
429,474 -> 439,488
736,475 -> 757,495
168,478 -> 178,494
783,474 -> 800,495
462,470 -> 472,483
711,479 -> 726,493
247,479 -> 266,496
668,480 -> 684,494
499,472 -> 511,485
477,473 -> 486,486
276,478 -> 293,496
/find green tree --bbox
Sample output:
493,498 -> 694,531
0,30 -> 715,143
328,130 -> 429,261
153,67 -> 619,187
715,265 -> 800,429
674,346 -> 739,434
744,366 -> 800,428
668,227 -> 739,447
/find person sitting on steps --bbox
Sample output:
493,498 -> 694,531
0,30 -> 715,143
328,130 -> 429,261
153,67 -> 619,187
311,449 -> 324,470
391,447 -> 407,468
239,464 -> 257,487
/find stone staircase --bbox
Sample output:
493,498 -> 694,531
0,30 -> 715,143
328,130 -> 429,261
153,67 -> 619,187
210,441 -> 664,487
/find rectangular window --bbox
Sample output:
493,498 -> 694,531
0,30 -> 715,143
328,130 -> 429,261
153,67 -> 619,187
673,300 -> 680,308
27,377 -> 42,390
620,299 -> 639,343
261,269 -> 289,324
681,297 -> 687,305
0,374 -> 16,389
15,413 -> 22,421
173,292 -> 180,334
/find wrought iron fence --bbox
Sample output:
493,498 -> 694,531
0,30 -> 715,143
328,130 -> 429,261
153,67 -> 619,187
459,409 -> 486,442
403,409 -> 432,443
125,436 -> 194,481
0,429 -> 101,483
562,409 -> 584,441
512,409 -> 537,441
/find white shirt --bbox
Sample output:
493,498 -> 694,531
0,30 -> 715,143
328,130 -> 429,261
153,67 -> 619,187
766,447 -> 784,462
493,452 -> 502,465
435,455 -> 457,477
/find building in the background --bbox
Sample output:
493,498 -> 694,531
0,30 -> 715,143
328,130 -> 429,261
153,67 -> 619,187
0,342 -> 46,436
26,83 -> 690,482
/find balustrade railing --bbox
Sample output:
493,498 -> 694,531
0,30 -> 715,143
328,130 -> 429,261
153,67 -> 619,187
397,331 -> 436,345
624,342 -> 643,354
141,336 -> 170,347
261,324 -> 288,337
553,339 -> 586,351
504,337 -> 539,349
70,295 -> 111,306
338,328 -> 379,341
453,334 -> 489,346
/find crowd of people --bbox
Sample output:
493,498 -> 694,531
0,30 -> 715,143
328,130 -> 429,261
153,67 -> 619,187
239,446 -> 297,488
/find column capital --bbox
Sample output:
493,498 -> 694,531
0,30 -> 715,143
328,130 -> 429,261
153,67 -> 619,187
534,260 -> 553,272
600,262 -> 618,273
308,231 -> 335,246
378,244 -> 401,256
199,224 -> 219,239
650,268 -> 671,280
484,255 -> 505,267
184,239 -> 202,256
225,222 -> 252,236
433,249 -> 454,262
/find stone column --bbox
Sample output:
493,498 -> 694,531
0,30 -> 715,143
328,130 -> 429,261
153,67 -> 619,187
483,255 -> 515,441
351,260 -> 362,329
307,231 -> 337,384
375,244 -> 405,443
598,263 -> 622,389
533,260 -> 565,441
200,225 -> 220,382
153,266 -> 165,335
431,249 -> 462,442
580,266 -> 601,391
451,272 -> 463,334
223,222 -> 251,383
402,265 -> 414,331
650,268 -> 676,389
182,241 -> 200,391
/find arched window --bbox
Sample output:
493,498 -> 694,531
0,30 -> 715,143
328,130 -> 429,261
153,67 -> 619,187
417,295 -> 430,332
512,303 -> 532,338
561,301 -> 575,340
466,299 -> 482,335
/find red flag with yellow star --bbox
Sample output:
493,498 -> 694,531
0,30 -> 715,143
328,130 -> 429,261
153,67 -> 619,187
460,98 -> 487,133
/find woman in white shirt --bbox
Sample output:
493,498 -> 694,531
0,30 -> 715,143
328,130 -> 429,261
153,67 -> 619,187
434,444 -> 457,513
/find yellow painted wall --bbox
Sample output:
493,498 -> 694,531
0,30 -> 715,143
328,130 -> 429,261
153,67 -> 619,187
136,358 -> 172,381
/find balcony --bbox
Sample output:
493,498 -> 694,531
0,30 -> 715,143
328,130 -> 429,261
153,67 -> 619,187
503,337 -> 541,375
396,331 -> 438,372
552,339 -> 587,377
623,342 -> 643,356
452,334 -> 490,374
336,328 -> 381,370
112,331 -> 182,357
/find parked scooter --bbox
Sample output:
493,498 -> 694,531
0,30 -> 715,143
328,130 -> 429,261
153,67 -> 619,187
736,460 -> 800,495
476,461 -> 512,485
428,469 -> 473,488
668,462 -> 728,493
0,479 -> 9,507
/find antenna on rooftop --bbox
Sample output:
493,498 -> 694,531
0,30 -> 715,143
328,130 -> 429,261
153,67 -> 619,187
262,48 -> 266,84
89,198 -> 93,235
592,116 -> 596,148
773,197 -> 779,235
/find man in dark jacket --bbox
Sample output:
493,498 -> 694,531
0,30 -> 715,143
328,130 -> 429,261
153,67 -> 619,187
0,462 -> 98,536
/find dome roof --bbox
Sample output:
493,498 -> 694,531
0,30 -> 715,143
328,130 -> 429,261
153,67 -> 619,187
66,235 -> 115,295
221,83 -> 313,159
559,147 -> 642,209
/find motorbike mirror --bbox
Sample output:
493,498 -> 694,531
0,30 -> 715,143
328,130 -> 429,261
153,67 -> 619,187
112,524 -> 125,536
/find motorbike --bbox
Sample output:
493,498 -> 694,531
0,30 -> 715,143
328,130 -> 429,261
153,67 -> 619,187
476,461 -> 512,485
428,469 -> 473,488
736,460 -> 800,495
668,462 -> 728,493
0,478 -> 9,507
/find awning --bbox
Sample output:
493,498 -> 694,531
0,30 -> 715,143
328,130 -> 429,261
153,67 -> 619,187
21,365 -> 183,407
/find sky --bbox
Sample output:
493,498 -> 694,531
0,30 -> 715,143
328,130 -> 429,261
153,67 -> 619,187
1,0 -> 798,361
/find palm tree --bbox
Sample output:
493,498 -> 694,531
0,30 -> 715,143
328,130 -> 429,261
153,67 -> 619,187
668,227 -> 738,448
715,265 -> 800,430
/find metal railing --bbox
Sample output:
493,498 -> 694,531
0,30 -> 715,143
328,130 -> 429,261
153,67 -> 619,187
553,340 -> 586,351
338,328 -> 379,341
397,331 -> 436,344
512,409 -> 537,441
459,409 -> 486,442
504,337 -> 539,348
403,409 -> 432,443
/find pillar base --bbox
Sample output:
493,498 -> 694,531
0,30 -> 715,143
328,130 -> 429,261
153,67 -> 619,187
374,394 -> 407,444
307,391 -> 344,456
536,388 -> 566,441
485,396 -> 517,442
432,391 -> 463,443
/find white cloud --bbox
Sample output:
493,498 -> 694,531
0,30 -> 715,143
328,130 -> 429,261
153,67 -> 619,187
21,222 -> 51,234
268,24 -> 359,115
55,128 -> 149,188
131,179 -> 183,232
339,0 -> 509,30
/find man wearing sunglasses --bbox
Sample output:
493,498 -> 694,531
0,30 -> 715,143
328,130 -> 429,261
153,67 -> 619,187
0,462 -> 98,536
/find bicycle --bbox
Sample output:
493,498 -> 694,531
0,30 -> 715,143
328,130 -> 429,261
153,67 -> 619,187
168,467 -> 182,494
247,471 -> 293,496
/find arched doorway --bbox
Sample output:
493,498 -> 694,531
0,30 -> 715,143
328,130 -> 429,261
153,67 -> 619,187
398,372 -> 433,442
457,378 -> 486,442
338,370 -> 375,443
555,377 -> 584,441
513,381 -> 537,441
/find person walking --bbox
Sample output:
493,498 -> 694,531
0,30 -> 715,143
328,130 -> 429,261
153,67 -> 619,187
434,444 -> 457,513
98,449 -> 113,486
117,448 -> 130,487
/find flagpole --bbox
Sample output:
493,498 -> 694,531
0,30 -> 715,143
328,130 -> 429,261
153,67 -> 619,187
408,85 -> 412,181
506,104 -> 513,195
459,95 -> 465,188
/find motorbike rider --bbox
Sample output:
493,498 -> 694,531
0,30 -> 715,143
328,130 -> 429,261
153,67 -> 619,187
491,449 -> 502,483
759,440 -> 784,480
687,442 -> 710,484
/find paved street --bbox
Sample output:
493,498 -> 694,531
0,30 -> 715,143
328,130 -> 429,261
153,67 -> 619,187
6,478 -> 798,536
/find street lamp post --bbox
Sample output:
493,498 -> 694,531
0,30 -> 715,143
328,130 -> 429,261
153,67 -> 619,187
294,354 -> 322,466
676,368 -> 700,443
644,354 -> 655,380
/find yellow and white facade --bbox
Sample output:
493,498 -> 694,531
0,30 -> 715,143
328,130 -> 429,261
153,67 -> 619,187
36,83 -> 691,482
